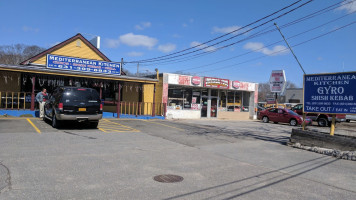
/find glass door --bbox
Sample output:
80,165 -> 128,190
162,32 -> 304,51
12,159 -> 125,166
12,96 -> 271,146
211,98 -> 217,117
201,97 -> 208,117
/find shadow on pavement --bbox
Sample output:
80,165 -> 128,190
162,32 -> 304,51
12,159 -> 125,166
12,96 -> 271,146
164,156 -> 340,200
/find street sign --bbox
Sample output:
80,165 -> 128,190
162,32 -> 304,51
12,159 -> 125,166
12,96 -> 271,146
303,71 -> 356,114
269,70 -> 286,93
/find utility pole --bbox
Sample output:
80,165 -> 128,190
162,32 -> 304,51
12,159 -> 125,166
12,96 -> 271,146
120,58 -> 124,75
274,23 -> 308,130
137,63 -> 139,77
274,23 -> 306,75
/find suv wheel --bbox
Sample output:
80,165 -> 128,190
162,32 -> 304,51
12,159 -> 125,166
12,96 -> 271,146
290,119 -> 297,126
317,117 -> 328,127
262,116 -> 269,123
52,114 -> 60,128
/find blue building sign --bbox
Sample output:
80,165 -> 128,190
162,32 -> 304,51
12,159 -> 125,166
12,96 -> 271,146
46,54 -> 121,75
303,72 -> 356,114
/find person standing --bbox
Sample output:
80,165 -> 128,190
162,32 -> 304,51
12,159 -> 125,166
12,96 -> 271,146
36,88 -> 48,118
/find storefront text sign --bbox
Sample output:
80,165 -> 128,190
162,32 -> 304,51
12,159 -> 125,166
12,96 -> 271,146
192,76 -> 201,85
204,77 -> 229,89
269,70 -> 286,93
47,54 -> 121,75
304,72 -> 356,114
178,76 -> 190,85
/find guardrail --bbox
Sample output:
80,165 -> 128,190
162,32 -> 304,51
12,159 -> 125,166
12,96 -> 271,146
0,91 -> 33,110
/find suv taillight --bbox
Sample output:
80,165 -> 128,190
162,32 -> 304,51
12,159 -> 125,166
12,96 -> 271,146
58,103 -> 63,111
100,103 -> 103,111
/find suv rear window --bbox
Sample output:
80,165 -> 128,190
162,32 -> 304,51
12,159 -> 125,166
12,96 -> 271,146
62,88 -> 100,102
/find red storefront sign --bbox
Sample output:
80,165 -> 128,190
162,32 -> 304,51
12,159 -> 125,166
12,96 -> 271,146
191,76 -> 201,85
232,81 -> 240,89
178,76 -> 190,85
204,77 -> 229,89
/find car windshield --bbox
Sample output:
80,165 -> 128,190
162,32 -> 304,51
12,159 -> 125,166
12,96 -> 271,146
63,88 -> 100,102
287,109 -> 300,116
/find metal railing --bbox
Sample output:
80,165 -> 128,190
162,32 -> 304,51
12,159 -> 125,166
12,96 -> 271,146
0,91 -> 33,110
119,102 -> 166,116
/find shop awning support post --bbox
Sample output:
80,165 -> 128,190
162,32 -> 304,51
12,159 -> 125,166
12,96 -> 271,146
30,76 -> 35,111
117,82 -> 121,118
152,84 -> 156,117
99,81 -> 103,100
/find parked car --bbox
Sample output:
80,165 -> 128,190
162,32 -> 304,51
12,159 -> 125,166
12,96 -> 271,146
258,108 -> 312,126
242,106 -> 249,112
44,87 -> 102,128
291,104 -> 346,127
346,115 -> 356,122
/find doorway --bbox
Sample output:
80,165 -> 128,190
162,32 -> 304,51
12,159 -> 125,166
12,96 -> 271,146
211,98 -> 217,117
201,97 -> 208,117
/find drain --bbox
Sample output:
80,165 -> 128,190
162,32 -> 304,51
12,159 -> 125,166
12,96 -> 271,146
153,174 -> 183,183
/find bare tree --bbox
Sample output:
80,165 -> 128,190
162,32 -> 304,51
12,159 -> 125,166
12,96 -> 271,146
0,44 -> 45,65
258,80 -> 298,102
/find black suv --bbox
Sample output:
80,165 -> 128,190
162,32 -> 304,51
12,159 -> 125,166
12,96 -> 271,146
44,87 -> 103,128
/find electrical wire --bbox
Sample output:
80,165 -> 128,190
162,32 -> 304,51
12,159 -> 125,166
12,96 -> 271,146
194,20 -> 356,74
127,0 -> 310,63
137,0 -> 354,67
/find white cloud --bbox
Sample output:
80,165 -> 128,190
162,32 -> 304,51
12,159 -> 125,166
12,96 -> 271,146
212,25 -> 249,35
135,22 -> 151,30
119,33 -> 158,49
243,42 -> 289,56
158,43 -> 176,53
105,38 -> 120,48
22,26 -> 39,33
182,23 -> 188,27
190,41 -> 217,52
337,1 -> 356,13
172,34 -> 181,38
127,51 -> 144,57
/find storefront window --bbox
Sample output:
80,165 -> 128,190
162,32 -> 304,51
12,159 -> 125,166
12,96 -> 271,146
211,89 -> 218,97
220,91 -> 227,108
227,91 -> 241,112
168,88 -> 184,109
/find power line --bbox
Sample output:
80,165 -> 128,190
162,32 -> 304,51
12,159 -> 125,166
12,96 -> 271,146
133,0 -> 353,66
176,10 -> 355,72
127,0 -> 311,63
194,20 -> 356,74
138,0 -> 354,68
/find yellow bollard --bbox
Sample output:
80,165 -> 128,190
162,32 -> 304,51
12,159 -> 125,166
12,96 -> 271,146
330,114 -> 336,136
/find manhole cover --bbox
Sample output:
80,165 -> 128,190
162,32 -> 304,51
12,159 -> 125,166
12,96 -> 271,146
153,174 -> 183,183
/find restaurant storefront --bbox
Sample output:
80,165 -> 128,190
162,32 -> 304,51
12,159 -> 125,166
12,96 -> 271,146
157,73 -> 258,120
0,34 -> 163,118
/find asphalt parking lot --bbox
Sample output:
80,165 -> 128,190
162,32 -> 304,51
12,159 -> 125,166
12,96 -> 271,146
0,118 -> 355,199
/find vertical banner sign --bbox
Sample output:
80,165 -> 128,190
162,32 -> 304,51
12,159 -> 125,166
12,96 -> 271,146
47,54 -> 121,75
303,72 -> 356,114
269,70 -> 286,93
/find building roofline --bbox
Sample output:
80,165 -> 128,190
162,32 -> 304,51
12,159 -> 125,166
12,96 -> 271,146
20,33 -> 111,65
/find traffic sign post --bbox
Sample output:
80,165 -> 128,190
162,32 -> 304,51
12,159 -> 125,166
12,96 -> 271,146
269,70 -> 286,108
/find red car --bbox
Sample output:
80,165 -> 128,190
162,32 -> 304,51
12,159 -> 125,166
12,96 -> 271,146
258,108 -> 312,126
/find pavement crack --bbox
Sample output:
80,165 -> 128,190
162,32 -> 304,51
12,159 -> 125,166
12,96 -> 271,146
62,131 -> 97,139
0,161 -> 12,194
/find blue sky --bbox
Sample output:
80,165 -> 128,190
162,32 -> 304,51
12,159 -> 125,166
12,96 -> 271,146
1,0 -> 355,86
